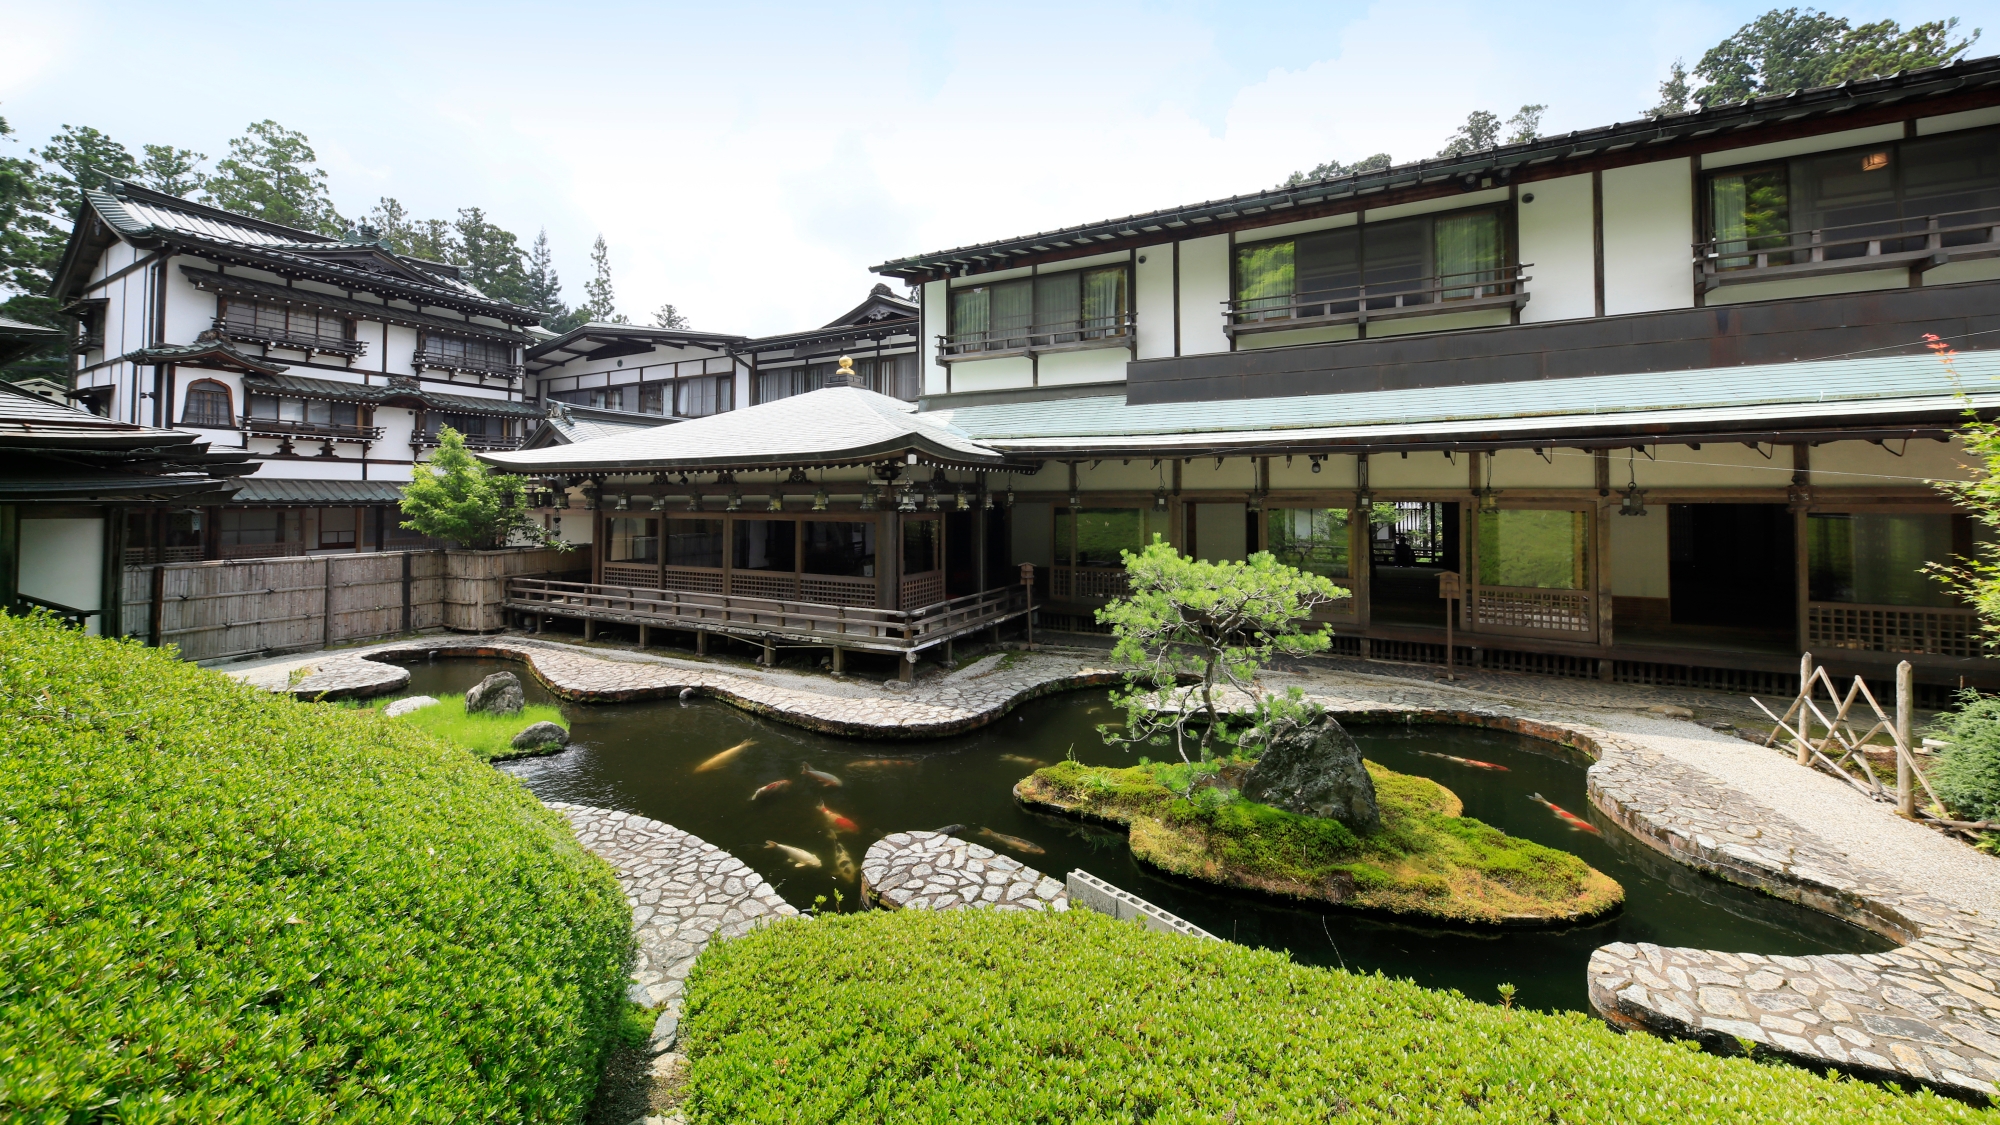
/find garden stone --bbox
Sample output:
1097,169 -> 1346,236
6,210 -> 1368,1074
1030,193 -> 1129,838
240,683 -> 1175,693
513,720 -> 569,750
1241,715 -> 1380,834
383,695 -> 438,718
465,671 -> 524,715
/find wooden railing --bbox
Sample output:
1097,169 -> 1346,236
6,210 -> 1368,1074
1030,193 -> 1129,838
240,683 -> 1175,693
1471,585 -> 1594,639
242,416 -> 384,443
221,322 -> 366,357
1049,565 -> 1130,603
1223,263 -> 1529,338
507,578 -> 1026,655
415,431 -> 522,451
413,348 -> 522,379
939,311 -> 1136,361
900,572 -> 944,611
1695,207 -> 2000,289
1806,601 -> 1984,660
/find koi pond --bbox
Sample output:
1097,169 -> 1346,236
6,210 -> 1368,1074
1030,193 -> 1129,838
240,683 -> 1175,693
392,658 -> 1892,1013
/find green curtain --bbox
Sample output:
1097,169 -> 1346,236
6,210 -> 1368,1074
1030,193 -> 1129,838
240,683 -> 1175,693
1708,168 -> 1790,266
1234,240 -> 1294,319
1477,509 -> 1586,590
1434,212 -> 1501,297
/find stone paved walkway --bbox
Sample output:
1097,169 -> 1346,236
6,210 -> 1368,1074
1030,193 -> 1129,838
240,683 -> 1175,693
861,831 -> 1068,912
549,803 -> 796,1052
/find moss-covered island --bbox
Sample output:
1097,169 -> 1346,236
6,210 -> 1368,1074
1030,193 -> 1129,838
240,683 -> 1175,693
1017,757 -> 1622,925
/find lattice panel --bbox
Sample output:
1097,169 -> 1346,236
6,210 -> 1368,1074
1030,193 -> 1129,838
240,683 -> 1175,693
801,576 -> 878,608
729,572 -> 799,601
660,567 -> 723,594
1472,586 -> 1593,635
900,573 -> 944,610
1807,602 -> 1984,659
601,564 -> 656,589
1050,566 -> 1129,602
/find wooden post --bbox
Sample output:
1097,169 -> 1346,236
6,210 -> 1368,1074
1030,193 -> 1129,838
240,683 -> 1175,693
149,563 -> 165,647
1438,570 -> 1460,681
696,628 -> 707,655
1020,562 -> 1035,651
832,645 -> 844,676
401,551 -> 413,635
639,623 -> 650,648
584,617 -> 596,641
763,637 -> 775,666
1897,660 -> 1915,818
1796,652 -> 1814,765
323,556 -> 335,646
900,651 -> 914,682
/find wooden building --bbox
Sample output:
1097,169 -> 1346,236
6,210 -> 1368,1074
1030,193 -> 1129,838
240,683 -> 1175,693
499,58 -> 2000,697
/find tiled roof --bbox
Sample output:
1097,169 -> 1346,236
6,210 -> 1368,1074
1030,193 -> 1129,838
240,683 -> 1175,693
226,478 -> 408,505
238,373 -> 542,417
527,402 -> 671,447
182,266 -> 531,342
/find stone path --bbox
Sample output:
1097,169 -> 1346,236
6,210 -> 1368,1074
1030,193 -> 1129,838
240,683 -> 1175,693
549,803 -> 796,1052
861,830 -> 1068,912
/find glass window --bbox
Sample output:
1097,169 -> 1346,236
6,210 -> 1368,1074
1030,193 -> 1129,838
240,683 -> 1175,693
665,518 -> 724,568
319,507 -> 357,549
1477,509 -> 1587,590
990,279 -> 1032,340
733,519 -> 796,572
1056,508 -> 1155,568
304,400 -> 359,427
181,380 -> 232,427
247,393 -> 278,419
1362,217 -> 1426,301
1708,166 -> 1791,267
1081,267 -> 1127,336
1234,239 -> 1294,318
902,518 -> 939,574
951,271 -> 1128,344
1268,508 -> 1351,579
756,368 -> 816,404
1295,227 -> 1360,313
607,517 -> 659,564
802,521 -> 876,577
220,509 -> 284,547
949,286 -> 990,340
1034,270 -> 1079,340
1794,147 -> 1899,257
1434,211 -> 1503,297
638,384 -> 667,415
1808,513 -> 1963,607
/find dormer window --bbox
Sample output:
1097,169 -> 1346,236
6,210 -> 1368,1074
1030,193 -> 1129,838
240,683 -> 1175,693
415,331 -> 520,378
219,297 -> 363,357
181,379 -> 233,427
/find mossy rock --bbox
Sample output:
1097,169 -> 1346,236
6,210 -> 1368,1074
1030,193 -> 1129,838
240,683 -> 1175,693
1017,759 -> 1622,925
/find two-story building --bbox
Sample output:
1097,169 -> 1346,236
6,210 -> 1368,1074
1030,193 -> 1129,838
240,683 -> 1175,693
491,56 -> 2000,699
51,181 -> 546,564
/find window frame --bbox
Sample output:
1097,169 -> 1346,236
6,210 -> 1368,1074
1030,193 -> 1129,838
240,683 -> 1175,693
180,379 -> 235,428
217,296 -> 361,357
942,263 -> 1134,360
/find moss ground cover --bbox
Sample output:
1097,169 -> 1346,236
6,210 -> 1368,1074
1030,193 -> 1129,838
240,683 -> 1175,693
365,693 -> 570,761
0,613 -> 632,1122
1018,758 -> 1621,924
680,908 -> 1983,1123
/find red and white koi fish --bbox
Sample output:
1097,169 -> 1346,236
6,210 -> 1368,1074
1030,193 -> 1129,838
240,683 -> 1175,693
1529,793 -> 1600,834
1419,750 -> 1509,771
765,840 -> 822,868
693,739 -> 754,772
800,762 -> 843,788
817,803 -> 858,833
976,827 -> 1046,856
750,779 -> 792,801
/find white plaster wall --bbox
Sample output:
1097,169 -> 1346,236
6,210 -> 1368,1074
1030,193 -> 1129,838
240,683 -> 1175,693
1602,159 -> 1693,316
1011,502 -> 1053,567
1488,448 -> 1597,489
1627,443 -> 1798,489
1367,308 -> 1512,339
1179,456 -> 1257,491
1135,243 -> 1175,360
19,518 -> 104,633
1701,124 -> 1907,170
1364,188 -> 1509,224
1608,512 -> 1669,597
1371,451 -> 1472,489
1705,270 -> 1908,305
921,280 -> 948,396
383,323 -> 419,377
1269,453 -> 1358,489
1235,211 -> 1357,243
1925,260 -> 2000,286
948,357 -> 1033,393
162,258 -> 215,343
1036,349 -> 1127,387
1076,459 -> 1167,491
1177,235 -> 1231,356
1517,173 -> 1595,323
1813,437 -> 1972,487
1919,107 -> 2000,136
377,406 -> 421,451
1239,324 -> 1359,350
948,266 -> 1032,288
1193,502 -> 1247,561
252,461 -> 367,480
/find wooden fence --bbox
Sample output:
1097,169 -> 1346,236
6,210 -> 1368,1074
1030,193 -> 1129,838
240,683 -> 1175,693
120,546 -> 586,663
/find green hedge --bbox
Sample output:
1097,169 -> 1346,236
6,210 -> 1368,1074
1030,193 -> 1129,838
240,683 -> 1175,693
1931,691 -> 2000,825
681,909 -> 1985,1124
0,613 -> 632,1122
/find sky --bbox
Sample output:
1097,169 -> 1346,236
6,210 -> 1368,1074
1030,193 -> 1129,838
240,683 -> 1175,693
4,1 -> 1997,336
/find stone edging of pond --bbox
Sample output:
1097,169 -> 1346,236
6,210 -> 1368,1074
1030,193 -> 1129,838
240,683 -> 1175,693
283,635 -> 1119,739
861,830 -> 1069,912
548,803 -> 797,1055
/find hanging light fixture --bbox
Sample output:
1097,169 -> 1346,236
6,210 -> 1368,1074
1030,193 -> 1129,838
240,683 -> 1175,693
613,492 -> 630,511
1618,449 -> 1648,516
812,487 -> 829,511
1246,491 -> 1264,512
767,493 -> 784,512
1004,476 -> 1016,508
1476,451 -> 1501,513
1310,456 -> 1323,474
859,489 -> 877,512
925,488 -> 942,512
896,483 -> 918,512
647,494 -> 665,512
1154,487 -> 1168,512
955,487 -> 970,511
726,489 -> 743,511
982,485 -> 995,511
685,492 -> 704,512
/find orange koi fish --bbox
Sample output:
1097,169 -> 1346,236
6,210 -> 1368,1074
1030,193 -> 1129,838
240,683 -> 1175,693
1419,750 -> 1509,771
800,762 -> 843,788
750,779 -> 792,801
976,827 -> 1046,856
1529,792 -> 1600,833
817,803 -> 859,833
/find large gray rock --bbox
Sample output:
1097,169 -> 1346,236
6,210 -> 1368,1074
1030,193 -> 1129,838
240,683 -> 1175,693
512,720 -> 569,750
1241,715 -> 1380,835
465,671 -> 525,716
383,695 -> 439,718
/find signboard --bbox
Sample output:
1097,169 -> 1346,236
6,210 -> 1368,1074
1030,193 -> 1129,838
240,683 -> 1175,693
1020,563 -> 1036,585
1437,571 -> 1462,599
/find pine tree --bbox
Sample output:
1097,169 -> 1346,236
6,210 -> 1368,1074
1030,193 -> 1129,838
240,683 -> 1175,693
523,229 -> 572,331
201,120 -> 344,235
137,144 -> 205,197
1282,153 -> 1391,188
453,207 -> 529,305
1647,60 -> 1692,118
583,234 -> 623,323
1689,9 -> 1979,105
651,303 -> 688,329
35,126 -> 138,221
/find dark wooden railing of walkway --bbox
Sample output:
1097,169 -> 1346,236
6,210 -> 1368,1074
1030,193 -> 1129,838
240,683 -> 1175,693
506,578 -> 1030,663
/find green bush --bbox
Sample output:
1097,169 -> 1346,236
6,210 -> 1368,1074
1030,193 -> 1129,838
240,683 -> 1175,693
0,613 -> 632,1122
680,909 -> 1980,1123
1931,691 -> 2000,823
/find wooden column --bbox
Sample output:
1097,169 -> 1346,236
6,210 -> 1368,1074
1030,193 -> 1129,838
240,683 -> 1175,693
1595,499 -> 1614,651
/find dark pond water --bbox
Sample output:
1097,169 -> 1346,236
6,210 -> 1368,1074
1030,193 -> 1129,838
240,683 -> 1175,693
394,657 -> 1893,1014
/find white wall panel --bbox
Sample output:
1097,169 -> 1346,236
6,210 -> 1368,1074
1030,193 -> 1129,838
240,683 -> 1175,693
1919,107 -> 2000,136
1814,437 -> 1971,486
921,280 -> 947,396
1608,514 -> 1669,597
1517,173 -> 1595,323
948,356 -> 1032,392
1488,448 -> 1595,489
1370,451 -> 1470,489
1601,159 -> 1693,316
1701,124 -> 1906,169
1364,188 -> 1509,224
1036,349 -> 1127,386
1705,270 -> 1908,305
1193,503 -> 1246,562
1134,242 -> 1175,360
1177,235 -> 1231,356
20,518 -> 104,632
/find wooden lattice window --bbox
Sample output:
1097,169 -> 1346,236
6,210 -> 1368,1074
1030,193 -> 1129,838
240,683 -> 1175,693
181,379 -> 233,427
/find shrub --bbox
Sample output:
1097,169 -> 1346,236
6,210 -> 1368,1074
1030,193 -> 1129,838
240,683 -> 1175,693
0,612 -> 632,1122
1929,690 -> 2000,823
679,909 -> 1978,1123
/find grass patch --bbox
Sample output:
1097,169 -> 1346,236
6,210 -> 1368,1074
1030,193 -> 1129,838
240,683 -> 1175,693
369,693 -> 570,761
1020,758 -> 1621,924
679,908 -> 1978,1123
0,612 -> 632,1122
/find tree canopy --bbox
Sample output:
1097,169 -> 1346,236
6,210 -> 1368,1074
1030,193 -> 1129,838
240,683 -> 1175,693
397,428 -> 559,550
1653,8 -> 1980,114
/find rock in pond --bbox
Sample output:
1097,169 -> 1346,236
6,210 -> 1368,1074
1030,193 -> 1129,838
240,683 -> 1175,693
465,671 -> 525,716
383,695 -> 439,718
1241,715 -> 1381,835
512,720 -> 569,750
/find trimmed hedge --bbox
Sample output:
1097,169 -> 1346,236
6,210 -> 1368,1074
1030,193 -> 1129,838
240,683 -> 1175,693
0,613 -> 632,1122
681,909 -> 1987,1123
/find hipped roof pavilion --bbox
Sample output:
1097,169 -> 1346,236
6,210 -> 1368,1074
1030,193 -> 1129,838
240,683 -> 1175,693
481,382 -> 1016,478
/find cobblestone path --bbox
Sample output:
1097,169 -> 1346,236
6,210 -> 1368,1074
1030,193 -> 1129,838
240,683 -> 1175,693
861,830 -> 1068,913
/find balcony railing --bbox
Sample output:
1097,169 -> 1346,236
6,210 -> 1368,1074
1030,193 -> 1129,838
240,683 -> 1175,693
220,322 -> 367,358
939,312 -> 1136,361
413,348 -> 523,379
1223,263 -> 1530,338
1695,207 -> 2000,290
242,415 -> 384,443
415,431 -> 522,451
